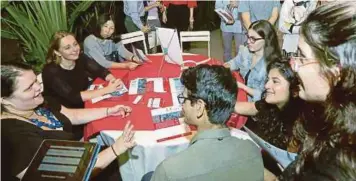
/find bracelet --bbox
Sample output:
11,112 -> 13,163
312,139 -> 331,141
106,108 -> 109,116
130,55 -> 135,61
111,145 -> 118,157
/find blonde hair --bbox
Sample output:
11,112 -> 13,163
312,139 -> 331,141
46,31 -> 76,64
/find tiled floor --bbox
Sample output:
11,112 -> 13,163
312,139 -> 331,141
184,29 -> 238,63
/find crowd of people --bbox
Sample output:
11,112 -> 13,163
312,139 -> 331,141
1,0 -> 356,181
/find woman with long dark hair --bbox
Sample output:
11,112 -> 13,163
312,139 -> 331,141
279,2 -> 356,180
224,20 -> 282,102
84,13 -> 141,70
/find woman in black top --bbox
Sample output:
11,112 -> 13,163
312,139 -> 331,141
42,30 -> 124,109
235,60 -> 302,151
1,61 -> 136,181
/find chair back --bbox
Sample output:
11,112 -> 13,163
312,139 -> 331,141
121,31 -> 148,54
180,31 -> 211,58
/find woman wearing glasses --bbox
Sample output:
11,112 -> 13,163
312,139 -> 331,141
278,2 -> 356,180
224,20 -> 282,102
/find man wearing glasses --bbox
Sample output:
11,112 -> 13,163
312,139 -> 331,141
150,64 -> 263,181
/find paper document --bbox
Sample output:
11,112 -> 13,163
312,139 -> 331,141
129,78 -> 165,95
169,77 -> 185,106
132,45 -> 150,62
243,126 -> 297,168
215,8 -> 234,23
151,106 -> 182,129
89,84 -> 128,103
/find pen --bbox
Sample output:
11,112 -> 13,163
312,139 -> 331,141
156,132 -> 192,143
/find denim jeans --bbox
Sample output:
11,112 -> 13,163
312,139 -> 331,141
222,31 -> 246,62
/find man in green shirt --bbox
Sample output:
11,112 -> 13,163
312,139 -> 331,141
150,64 -> 264,181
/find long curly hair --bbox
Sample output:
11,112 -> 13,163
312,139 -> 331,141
252,60 -> 302,150
291,2 -> 356,180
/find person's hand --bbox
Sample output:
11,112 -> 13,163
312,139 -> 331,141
107,105 -> 132,118
229,0 -> 238,8
105,78 -> 123,93
162,12 -> 167,23
237,81 -> 246,89
141,25 -> 151,33
112,121 -> 136,155
125,62 -> 140,70
105,74 -> 116,82
131,55 -> 143,64
226,19 -> 235,25
223,62 -> 231,69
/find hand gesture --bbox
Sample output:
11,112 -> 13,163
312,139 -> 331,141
112,121 -> 136,155
141,25 -> 151,33
107,105 -> 132,118
106,78 -> 124,93
125,62 -> 140,70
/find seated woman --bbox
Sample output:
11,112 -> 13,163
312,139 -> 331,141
84,13 -> 141,70
42,31 -> 123,109
1,61 -> 136,180
224,20 -> 282,102
235,61 -> 303,171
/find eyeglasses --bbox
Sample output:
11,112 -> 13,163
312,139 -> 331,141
290,56 -> 319,72
246,34 -> 264,44
177,93 -> 191,104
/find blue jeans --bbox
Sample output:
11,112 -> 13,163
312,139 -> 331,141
222,31 -> 246,62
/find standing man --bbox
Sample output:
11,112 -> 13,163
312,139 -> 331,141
123,0 -> 152,51
216,0 -> 246,62
239,0 -> 280,30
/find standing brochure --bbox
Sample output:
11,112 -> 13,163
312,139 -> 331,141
131,45 -> 150,62
151,106 -> 182,129
243,126 -> 298,168
169,77 -> 185,106
22,140 -> 101,181
214,8 -> 234,23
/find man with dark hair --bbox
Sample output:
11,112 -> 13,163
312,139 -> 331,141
150,64 -> 263,181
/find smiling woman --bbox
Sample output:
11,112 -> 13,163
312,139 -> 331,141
1,61 -> 136,180
224,20 -> 282,102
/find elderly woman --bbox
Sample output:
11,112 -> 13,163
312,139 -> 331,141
84,13 -> 141,70
1,61 -> 136,180
277,2 -> 356,180
224,20 -> 282,102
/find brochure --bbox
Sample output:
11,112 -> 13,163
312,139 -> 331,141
169,77 -> 185,106
89,84 -> 128,103
215,8 -> 234,23
131,45 -> 150,62
151,106 -> 182,129
128,78 -> 165,95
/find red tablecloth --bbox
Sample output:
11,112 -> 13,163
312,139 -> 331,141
84,55 -> 248,140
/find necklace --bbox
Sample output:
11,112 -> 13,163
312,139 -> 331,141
60,61 -> 75,70
3,108 -> 63,129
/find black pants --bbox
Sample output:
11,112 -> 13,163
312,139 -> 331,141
166,4 -> 191,50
